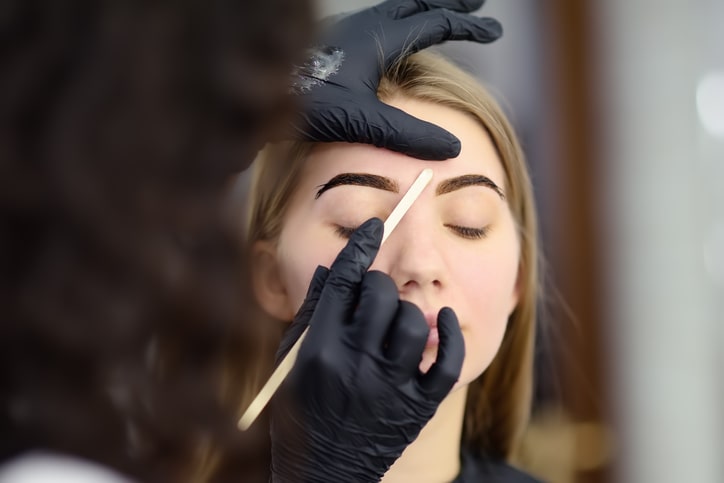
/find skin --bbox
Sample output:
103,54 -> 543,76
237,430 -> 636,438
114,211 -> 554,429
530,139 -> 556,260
254,96 -> 522,481
258,95 -> 520,387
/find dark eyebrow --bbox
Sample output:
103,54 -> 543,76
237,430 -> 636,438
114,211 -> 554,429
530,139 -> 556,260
315,173 -> 399,199
436,174 -> 505,200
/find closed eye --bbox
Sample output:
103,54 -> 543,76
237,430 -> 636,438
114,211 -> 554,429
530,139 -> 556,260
333,224 -> 358,239
444,224 -> 489,240
335,224 -> 489,240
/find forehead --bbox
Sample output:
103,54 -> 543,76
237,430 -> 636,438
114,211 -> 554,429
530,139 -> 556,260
300,98 -> 506,189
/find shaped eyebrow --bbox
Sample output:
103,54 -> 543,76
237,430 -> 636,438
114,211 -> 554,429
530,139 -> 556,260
314,172 -> 505,201
315,173 -> 399,199
435,174 -> 505,200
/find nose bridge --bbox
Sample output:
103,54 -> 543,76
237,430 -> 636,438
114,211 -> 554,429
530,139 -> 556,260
380,197 -> 445,289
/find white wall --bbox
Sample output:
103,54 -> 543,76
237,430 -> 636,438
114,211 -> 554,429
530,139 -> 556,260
594,1 -> 724,482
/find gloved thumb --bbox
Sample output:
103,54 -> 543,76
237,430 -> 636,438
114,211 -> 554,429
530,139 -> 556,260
360,100 -> 461,160
275,265 -> 329,364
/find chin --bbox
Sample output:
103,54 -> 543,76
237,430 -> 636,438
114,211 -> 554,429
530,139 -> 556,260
418,346 -> 438,374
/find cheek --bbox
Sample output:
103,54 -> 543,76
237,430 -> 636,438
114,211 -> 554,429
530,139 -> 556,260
448,237 -> 520,382
277,224 -> 346,313
457,246 -> 519,317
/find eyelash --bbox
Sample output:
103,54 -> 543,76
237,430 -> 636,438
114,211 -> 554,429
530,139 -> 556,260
333,224 -> 489,240
444,224 -> 489,240
334,225 -> 358,239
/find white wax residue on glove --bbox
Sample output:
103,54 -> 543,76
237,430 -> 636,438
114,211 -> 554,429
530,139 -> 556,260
290,46 -> 345,94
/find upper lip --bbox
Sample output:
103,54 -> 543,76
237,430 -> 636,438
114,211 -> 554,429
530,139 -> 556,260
422,310 -> 438,330
398,295 -> 443,329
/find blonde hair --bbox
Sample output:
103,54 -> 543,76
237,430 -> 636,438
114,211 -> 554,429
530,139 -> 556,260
247,51 -> 539,461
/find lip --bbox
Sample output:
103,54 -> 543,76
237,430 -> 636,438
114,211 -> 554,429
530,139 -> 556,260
423,311 -> 439,348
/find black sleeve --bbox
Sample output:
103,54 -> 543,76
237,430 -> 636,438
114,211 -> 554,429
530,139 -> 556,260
454,449 -> 546,483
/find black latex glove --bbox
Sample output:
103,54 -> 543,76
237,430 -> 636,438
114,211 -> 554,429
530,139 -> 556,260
291,0 -> 502,160
270,218 -> 465,482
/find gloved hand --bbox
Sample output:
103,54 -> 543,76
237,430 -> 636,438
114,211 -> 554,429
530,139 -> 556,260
270,218 -> 465,482
291,0 -> 502,160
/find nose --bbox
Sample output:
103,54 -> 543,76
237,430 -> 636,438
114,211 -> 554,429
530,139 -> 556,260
372,209 -> 446,297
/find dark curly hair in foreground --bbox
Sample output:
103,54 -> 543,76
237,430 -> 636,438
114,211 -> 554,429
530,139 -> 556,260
0,1 -> 313,481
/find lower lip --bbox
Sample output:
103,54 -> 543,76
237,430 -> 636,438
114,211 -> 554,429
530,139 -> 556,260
426,327 -> 439,347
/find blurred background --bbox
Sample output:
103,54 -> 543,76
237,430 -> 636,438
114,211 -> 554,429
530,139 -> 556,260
317,1 -> 724,482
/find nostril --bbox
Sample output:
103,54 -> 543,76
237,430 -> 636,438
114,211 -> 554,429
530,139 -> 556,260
402,280 -> 419,290
400,279 -> 441,290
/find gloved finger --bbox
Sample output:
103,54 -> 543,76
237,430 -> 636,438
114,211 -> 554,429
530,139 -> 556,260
393,11 -> 502,53
291,105 -> 355,146
380,0 -> 485,19
418,307 -> 464,400
275,265 -> 329,364
357,100 -> 461,160
384,300 -> 429,378
306,218 -> 383,344
352,270 -> 400,352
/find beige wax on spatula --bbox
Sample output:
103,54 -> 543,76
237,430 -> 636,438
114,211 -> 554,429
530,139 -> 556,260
238,168 -> 433,431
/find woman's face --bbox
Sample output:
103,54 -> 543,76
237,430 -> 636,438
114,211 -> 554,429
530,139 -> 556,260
261,96 -> 521,389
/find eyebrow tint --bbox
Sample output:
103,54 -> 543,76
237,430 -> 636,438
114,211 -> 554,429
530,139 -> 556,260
315,172 -> 505,200
315,173 -> 399,199
436,174 -> 505,199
